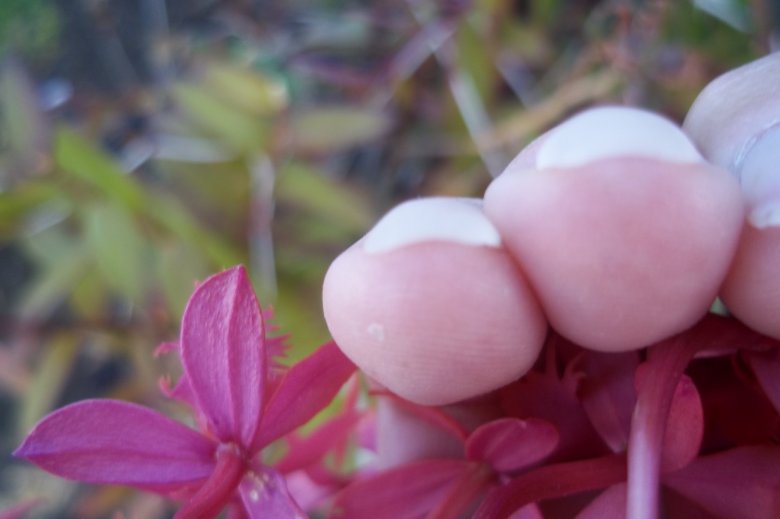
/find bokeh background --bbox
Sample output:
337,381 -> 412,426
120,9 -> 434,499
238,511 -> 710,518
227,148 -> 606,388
0,0 -> 776,517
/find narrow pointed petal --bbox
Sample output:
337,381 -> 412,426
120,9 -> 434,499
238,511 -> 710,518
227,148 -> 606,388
465,418 -> 559,473
664,446 -> 780,519
580,352 -> 639,453
576,484 -> 626,519
181,265 -> 266,446
473,454 -> 627,519
660,374 -> 704,472
500,370 -> 606,462
239,465 -> 306,519
254,342 -> 355,449
427,463 -> 494,519
274,409 -> 363,474
14,400 -> 215,492
747,348 -> 780,413
331,460 -> 468,519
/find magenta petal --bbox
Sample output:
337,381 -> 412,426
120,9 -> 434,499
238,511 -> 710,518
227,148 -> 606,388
465,418 -> 559,473
575,484 -> 627,519
254,342 -> 355,449
748,348 -> 780,413
330,459 -> 467,519
580,352 -> 639,453
180,265 -> 266,446
473,454 -> 627,519
663,446 -> 780,519
14,399 -> 215,492
660,374 -> 703,472
275,408 -> 363,474
239,464 -> 306,519
508,504 -> 544,519
626,334 -> 701,519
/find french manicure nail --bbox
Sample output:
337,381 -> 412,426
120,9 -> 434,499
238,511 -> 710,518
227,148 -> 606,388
536,106 -> 703,170
740,125 -> 780,228
363,198 -> 501,254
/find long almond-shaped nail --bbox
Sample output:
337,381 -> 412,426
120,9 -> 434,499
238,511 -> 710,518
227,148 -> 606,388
536,106 -> 703,170
363,197 -> 501,254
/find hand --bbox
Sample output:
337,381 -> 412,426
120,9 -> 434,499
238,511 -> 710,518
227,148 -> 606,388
322,53 -> 780,407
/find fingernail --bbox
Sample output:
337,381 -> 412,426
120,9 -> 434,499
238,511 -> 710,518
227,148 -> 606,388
750,203 -> 780,228
363,198 -> 501,254
683,53 -> 780,170
740,125 -> 780,228
536,106 -> 703,170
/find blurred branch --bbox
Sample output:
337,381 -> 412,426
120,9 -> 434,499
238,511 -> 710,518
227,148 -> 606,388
406,1 -> 508,178
249,155 -> 278,300
476,69 -> 623,152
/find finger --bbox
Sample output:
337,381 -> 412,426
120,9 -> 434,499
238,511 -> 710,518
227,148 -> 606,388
684,52 -> 780,340
483,106 -> 744,352
322,198 -> 546,405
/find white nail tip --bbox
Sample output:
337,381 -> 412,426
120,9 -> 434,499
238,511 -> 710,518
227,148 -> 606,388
738,125 -> 780,201
536,106 -> 703,169
363,198 -> 501,254
749,204 -> 780,229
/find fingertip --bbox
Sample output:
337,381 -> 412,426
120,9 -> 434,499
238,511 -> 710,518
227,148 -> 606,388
322,199 -> 547,405
485,107 -> 744,351
684,53 -> 780,340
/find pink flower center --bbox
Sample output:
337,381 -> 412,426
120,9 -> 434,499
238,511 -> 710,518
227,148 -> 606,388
174,443 -> 248,519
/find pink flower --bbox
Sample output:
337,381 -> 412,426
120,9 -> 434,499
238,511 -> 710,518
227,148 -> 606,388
331,396 -> 559,518
330,315 -> 780,519
14,266 -> 355,518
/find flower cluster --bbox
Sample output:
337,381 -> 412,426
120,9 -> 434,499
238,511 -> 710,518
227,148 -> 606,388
14,266 -> 358,518
331,316 -> 780,518
14,267 -> 780,518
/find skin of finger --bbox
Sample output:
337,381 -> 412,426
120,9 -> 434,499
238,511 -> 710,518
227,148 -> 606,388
322,242 -> 547,406
683,54 -> 780,341
483,158 -> 745,352
721,225 -> 780,340
683,53 -> 780,171
376,395 -> 503,468
375,397 -> 465,468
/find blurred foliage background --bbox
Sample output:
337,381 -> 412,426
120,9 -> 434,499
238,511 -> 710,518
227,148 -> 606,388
0,0 -> 775,517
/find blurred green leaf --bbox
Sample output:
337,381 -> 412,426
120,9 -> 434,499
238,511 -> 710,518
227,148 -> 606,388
458,18 -> 499,102
530,0 -> 561,25
287,106 -> 391,154
276,161 -> 373,235
55,128 -> 146,211
19,226 -> 92,320
662,1 -> 755,66
273,275 -> 331,362
146,190 -> 245,268
55,126 -> 243,268
83,203 -> 147,304
0,0 -> 60,59
203,63 -> 288,116
70,266 -> 109,319
0,60 -> 51,182
153,159 -> 250,242
157,242 -> 211,317
171,82 -> 269,154
19,334 -> 78,436
0,181 -> 65,235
